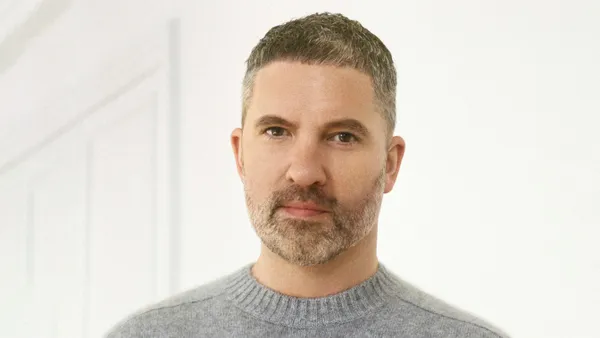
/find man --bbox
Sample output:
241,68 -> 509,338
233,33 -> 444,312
107,12 -> 509,338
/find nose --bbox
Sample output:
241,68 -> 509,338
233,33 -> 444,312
285,138 -> 327,187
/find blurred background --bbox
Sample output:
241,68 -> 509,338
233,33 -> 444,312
0,0 -> 598,337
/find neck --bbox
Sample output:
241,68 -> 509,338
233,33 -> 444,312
251,225 -> 379,298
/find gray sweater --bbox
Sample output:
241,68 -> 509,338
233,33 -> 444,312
106,262 -> 509,337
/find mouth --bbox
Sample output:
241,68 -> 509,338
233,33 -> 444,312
279,202 -> 330,218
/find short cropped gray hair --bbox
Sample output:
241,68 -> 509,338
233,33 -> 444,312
241,12 -> 397,137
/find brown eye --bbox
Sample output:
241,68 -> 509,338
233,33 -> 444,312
265,127 -> 287,137
332,132 -> 357,143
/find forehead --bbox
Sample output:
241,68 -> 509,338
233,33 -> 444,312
247,61 -> 377,123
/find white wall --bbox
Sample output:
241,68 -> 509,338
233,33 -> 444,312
0,0 -> 598,337
0,1 -> 181,337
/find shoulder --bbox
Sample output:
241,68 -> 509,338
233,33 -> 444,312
104,267 -> 245,338
382,269 -> 510,337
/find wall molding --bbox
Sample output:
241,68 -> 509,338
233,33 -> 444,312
0,18 -> 180,176
0,17 -> 183,337
0,0 -> 71,75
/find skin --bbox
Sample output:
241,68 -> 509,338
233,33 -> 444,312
230,61 -> 405,298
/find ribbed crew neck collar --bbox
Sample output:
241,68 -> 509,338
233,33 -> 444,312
224,262 -> 402,329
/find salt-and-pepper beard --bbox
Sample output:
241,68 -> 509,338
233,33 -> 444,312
244,168 -> 386,267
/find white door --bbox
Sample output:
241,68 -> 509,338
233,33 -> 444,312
0,18 -> 181,338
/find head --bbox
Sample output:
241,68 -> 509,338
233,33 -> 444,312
231,12 -> 405,266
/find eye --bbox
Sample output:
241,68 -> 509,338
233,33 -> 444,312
264,127 -> 288,138
330,132 -> 358,143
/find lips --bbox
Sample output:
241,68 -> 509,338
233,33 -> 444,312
282,201 -> 328,211
279,201 -> 330,217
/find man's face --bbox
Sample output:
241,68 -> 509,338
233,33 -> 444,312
231,61 -> 403,266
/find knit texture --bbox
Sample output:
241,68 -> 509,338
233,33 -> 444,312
106,262 -> 510,337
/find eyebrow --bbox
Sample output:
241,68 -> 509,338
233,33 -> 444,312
254,114 -> 371,138
254,115 -> 294,130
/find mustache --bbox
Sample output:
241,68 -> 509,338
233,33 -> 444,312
271,185 -> 337,210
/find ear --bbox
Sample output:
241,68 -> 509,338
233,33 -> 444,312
384,135 -> 406,193
230,128 -> 244,181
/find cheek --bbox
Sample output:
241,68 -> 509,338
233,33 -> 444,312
243,138 -> 286,168
329,157 -> 382,197
242,156 -> 281,198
